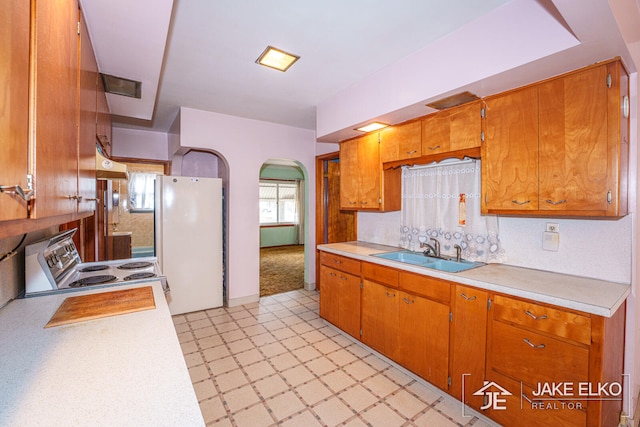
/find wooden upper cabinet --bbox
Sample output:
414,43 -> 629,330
482,86 -> 539,212
31,0 -> 81,218
0,0 -> 30,221
422,100 -> 483,155
538,65 -> 610,213
482,59 -> 629,217
380,120 -> 421,163
340,133 -> 381,210
78,9 -> 98,213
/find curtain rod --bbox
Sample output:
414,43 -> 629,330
405,158 -> 476,171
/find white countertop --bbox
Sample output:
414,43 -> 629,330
0,281 -> 204,427
318,241 -> 630,317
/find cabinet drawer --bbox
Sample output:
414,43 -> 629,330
320,252 -> 361,276
488,320 -> 589,387
362,262 -> 399,288
486,372 -> 587,427
399,271 -> 450,303
492,294 -> 591,345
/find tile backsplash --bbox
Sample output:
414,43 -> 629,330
357,211 -> 632,284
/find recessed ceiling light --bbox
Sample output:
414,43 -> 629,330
356,122 -> 389,133
256,46 -> 300,72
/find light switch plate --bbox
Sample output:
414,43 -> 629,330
543,231 -> 559,251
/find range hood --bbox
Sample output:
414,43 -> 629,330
96,151 -> 128,180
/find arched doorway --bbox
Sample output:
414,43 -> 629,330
259,159 -> 307,296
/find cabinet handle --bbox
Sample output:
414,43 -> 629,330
360,201 -> 368,205
329,272 -> 337,277
0,185 -> 34,202
85,197 -> 100,203
406,150 -> 417,155
67,195 -> 83,202
545,199 -> 567,205
524,310 -> 547,320
385,291 -> 396,298
427,145 -> 441,151
523,338 -> 545,349
339,275 -> 348,281
402,297 -> 414,304
460,293 -> 477,301
349,201 -> 357,205
332,259 -> 342,264
511,199 -> 530,205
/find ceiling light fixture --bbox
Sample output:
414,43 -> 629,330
255,46 -> 300,72
356,122 -> 389,133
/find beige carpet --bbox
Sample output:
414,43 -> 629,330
260,245 -> 304,297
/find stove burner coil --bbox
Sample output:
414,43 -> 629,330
118,261 -> 153,270
123,272 -> 157,281
68,275 -> 117,287
79,265 -> 109,272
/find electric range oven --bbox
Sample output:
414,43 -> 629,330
24,229 -> 168,297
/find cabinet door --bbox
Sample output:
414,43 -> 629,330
421,101 -> 483,156
421,110 -> 450,155
32,0 -> 80,217
482,86 -> 539,212
449,285 -> 488,410
78,10 -> 97,213
380,120 -> 421,163
398,291 -> 449,390
538,65 -> 609,212
361,279 -> 398,359
0,0 -> 30,221
319,265 -> 340,326
337,270 -> 361,339
357,132 -> 381,209
339,139 -> 359,209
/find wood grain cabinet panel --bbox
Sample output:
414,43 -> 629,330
422,100 -> 483,155
449,285 -> 488,411
31,0 -> 81,218
380,120 -> 422,163
482,59 -> 629,218
0,0 -> 30,221
482,86 -> 539,212
319,257 -> 361,339
397,290 -> 449,390
361,279 -> 399,359
339,133 -> 401,212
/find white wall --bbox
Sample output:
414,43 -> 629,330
178,107 -> 317,306
112,127 -> 169,160
358,212 -> 632,284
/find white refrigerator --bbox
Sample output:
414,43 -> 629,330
155,175 -> 223,315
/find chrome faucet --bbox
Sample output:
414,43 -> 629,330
420,237 -> 441,258
454,244 -> 462,262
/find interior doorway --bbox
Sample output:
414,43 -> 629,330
259,159 -> 306,297
315,152 -> 357,286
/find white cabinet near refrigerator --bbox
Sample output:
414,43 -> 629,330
155,175 -> 223,315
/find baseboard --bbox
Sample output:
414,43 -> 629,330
227,293 -> 259,307
304,281 -> 316,291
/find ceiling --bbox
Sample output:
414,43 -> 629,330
80,0 -> 635,141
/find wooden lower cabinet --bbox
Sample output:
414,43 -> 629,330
318,252 -> 625,427
397,290 -> 449,390
361,278 -> 399,359
449,285 -> 489,411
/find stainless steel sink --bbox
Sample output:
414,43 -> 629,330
372,250 -> 485,273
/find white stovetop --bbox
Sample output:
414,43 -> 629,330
0,281 -> 204,426
318,241 -> 630,317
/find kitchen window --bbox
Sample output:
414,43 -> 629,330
128,172 -> 156,212
259,180 -> 299,224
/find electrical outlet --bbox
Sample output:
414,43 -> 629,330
546,223 -> 559,233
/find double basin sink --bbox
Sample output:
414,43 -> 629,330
372,250 -> 484,273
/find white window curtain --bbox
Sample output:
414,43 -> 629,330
296,179 -> 305,245
400,160 -> 505,263
128,172 -> 156,211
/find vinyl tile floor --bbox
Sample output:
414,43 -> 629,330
173,289 -> 498,427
